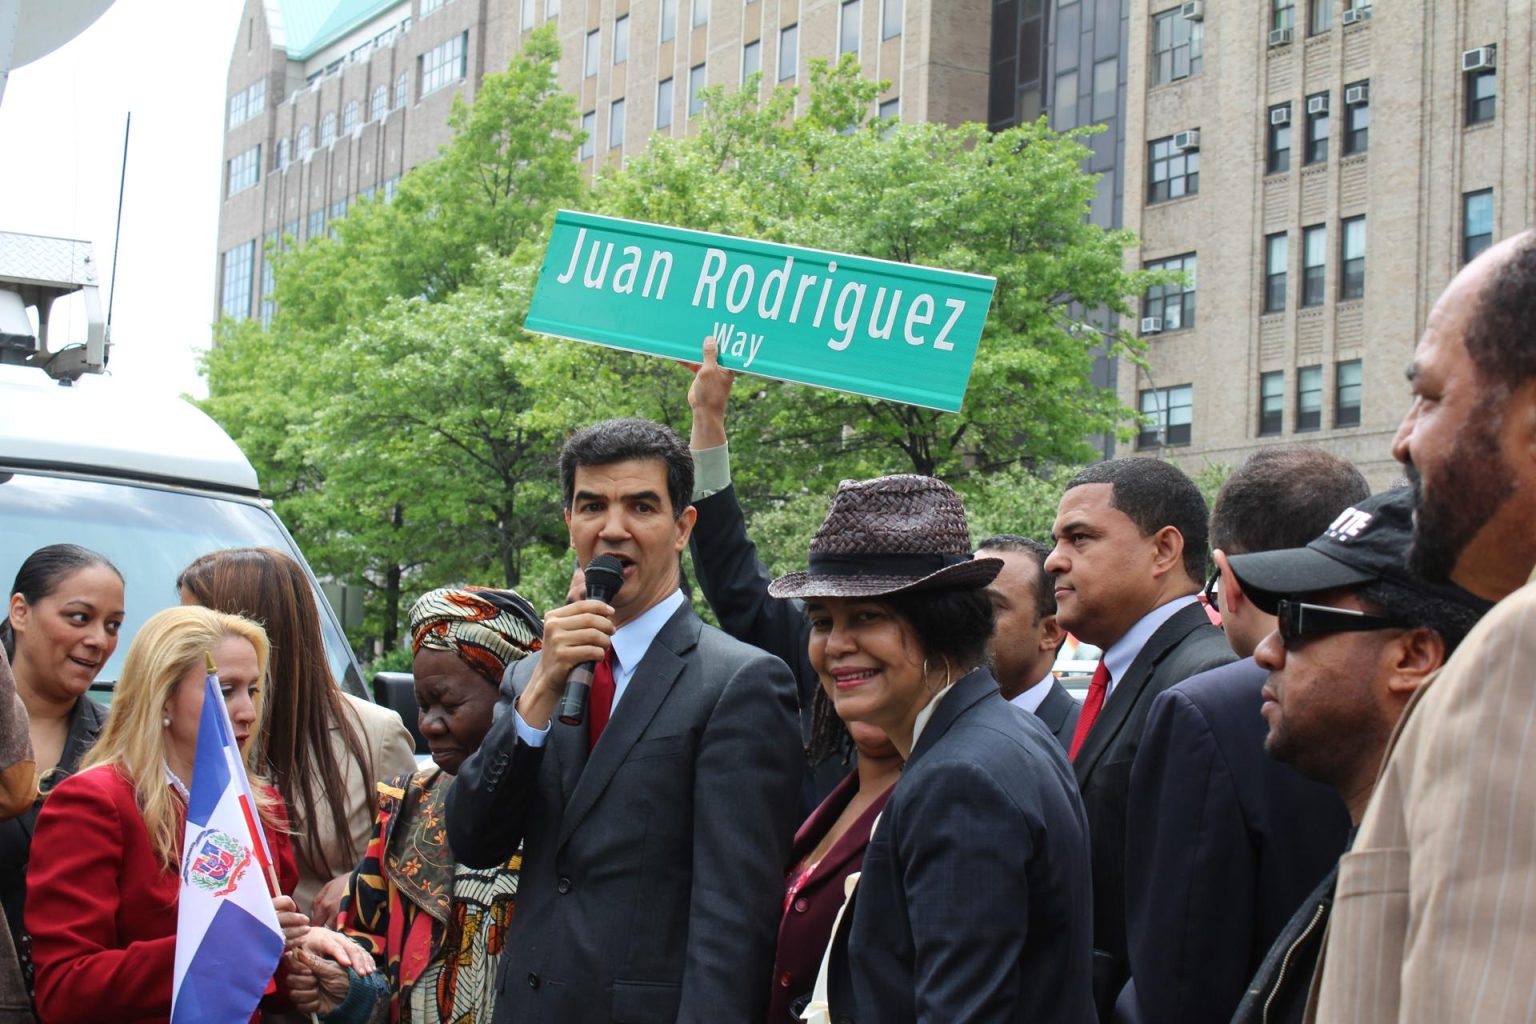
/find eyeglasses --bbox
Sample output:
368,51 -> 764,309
1202,571 -> 1220,614
1274,599 -> 1406,649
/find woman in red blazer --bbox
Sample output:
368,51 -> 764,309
766,684 -> 902,1023
25,606 -> 365,1024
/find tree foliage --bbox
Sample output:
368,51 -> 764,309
201,41 -> 1152,659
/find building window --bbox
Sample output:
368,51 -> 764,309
420,31 -> 468,97
1302,225 -> 1327,306
420,0 -> 444,14
1266,104 -> 1292,173
1340,216 -> 1366,300
226,145 -> 261,197
342,100 -> 359,135
1138,384 -> 1193,449
1092,58 -> 1117,122
370,85 -> 388,121
329,198 -> 348,224
840,1 -> 860,55
1273,0 -> 1296,32
395,71 -> 409,108
306,208 -> 325,241
228,88 -> 247,131
1296,365 -> 1323,431
1144,253 -> 1197,331
882,0 -> 902,39
1308,0 -> 1331,34
546,0 -> 560,15
1343,81 -> 1369,154
1463,189 -> 1494,264
320,112 -> 336,147
1151,8 -> 1203,86
609,98 -> 625,149
583,30 -> 600,77
260,231 -> 278,329
614,16 -> 629,64
1259,371 -> 1284,436
1304,92 -> 1329,164
689,63 -> 706,115
879,97 -> 900,120
742,40 -> 761,82
227,79 -> 266,131
220,240 -> 256,319
383,175 -> 401,200
297,125 -> 312,156
660,0 -> 677,42
657,78 -> 674,129
580,111 -> 595,159
1335,360 -> 1362,428
274,138 -> 289,171
1466,62 -> 1496,125
521,0 -> 536,31
1147,135 -> 1199,203
778,25 -> 798,80
692,0 -> 709,28
1052,71 -> 1077,130
1265,232 -> 1288,313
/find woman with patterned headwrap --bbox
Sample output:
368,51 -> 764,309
287,586 -> 542,1024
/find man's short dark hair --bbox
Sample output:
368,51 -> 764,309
1210,448 -> 1370,555
559,418 -> 694,518
1355,580 -> 1491,656
1464,229 -> 1536,401
1066,458 -> 1210,582
976,534 -> 1056,617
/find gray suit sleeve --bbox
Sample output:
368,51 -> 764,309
445,660 -> 545,868
677,647 -> 802,1022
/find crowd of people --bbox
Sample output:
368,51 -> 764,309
0,228 -> 1533,1024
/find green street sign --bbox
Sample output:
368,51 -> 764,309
525,210 -> 996,413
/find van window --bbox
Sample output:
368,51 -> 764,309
0,471 -> 362,697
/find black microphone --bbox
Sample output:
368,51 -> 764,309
556,553 -> 626,726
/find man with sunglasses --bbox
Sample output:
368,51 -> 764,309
1223,488 -> 1490,1024
1117,448 -> 1364,1024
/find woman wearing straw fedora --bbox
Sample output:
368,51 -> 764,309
768,474 -> 1095,1024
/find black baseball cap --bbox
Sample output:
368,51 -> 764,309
1227,488 -> 1481,614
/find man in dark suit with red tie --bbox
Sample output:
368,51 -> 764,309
447,417 -> 804,1024
1044,458 -> 1236,1020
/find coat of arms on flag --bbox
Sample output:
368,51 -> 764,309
183,828 -> 253,897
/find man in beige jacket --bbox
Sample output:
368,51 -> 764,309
1311,229 -> 1536,1021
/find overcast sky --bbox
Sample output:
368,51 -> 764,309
0,0 -> 246,398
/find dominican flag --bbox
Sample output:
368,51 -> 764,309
170,667 -> 285,1023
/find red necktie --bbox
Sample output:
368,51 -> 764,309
1068,660 -> 1111,761
587,649 -> 617,752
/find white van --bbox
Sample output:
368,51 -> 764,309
0,361 -> 368,699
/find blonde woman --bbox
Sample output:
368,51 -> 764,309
23,606 -> 366,1024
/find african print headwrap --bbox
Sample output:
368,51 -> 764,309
408,587 -> 542,686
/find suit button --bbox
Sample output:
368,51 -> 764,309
557,877 -> 572,894
793,897 -> 809,913
779,971 -> 793,988
527,972 -> 540,989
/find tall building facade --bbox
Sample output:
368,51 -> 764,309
1120,0 -> 1533,485
214,0 -> 990,323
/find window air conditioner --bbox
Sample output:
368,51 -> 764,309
1341,8 -> 1363,24
1345,84 -> 1369,105
1141,317 -> 1164,335
1307,94 -> 1330,115
1180,1 -> 1204,21
1462,47 -> 1496,73
1270,106 -> 1292,126
1268,27 -> 1294,46
1173,129 -> 1201,151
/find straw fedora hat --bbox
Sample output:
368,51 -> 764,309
767,474 -> 1002,600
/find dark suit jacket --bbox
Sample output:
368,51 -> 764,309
1116,658 -> 1351,1024
828,668 -> 1095,1023
1033,678 -> 1081,750
1072,601 -> 1235,1019
767,771 -> 891,1024
446,601 -> 803,1024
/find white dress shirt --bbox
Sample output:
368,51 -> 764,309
1099,594 -> 1199,699
1009,671 -> 1058,714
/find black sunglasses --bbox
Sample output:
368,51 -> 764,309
1274,599 -> 1406,649
1203,571 -> 1220,614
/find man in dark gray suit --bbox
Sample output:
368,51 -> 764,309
1044,458 -> 1237,1019
447,417 -> 803,1024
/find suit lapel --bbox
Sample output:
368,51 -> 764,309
1073,603 -> 1208,781
557,604 -> 700,850
907,669 -> 997,767
1034,680 -> 1073,735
